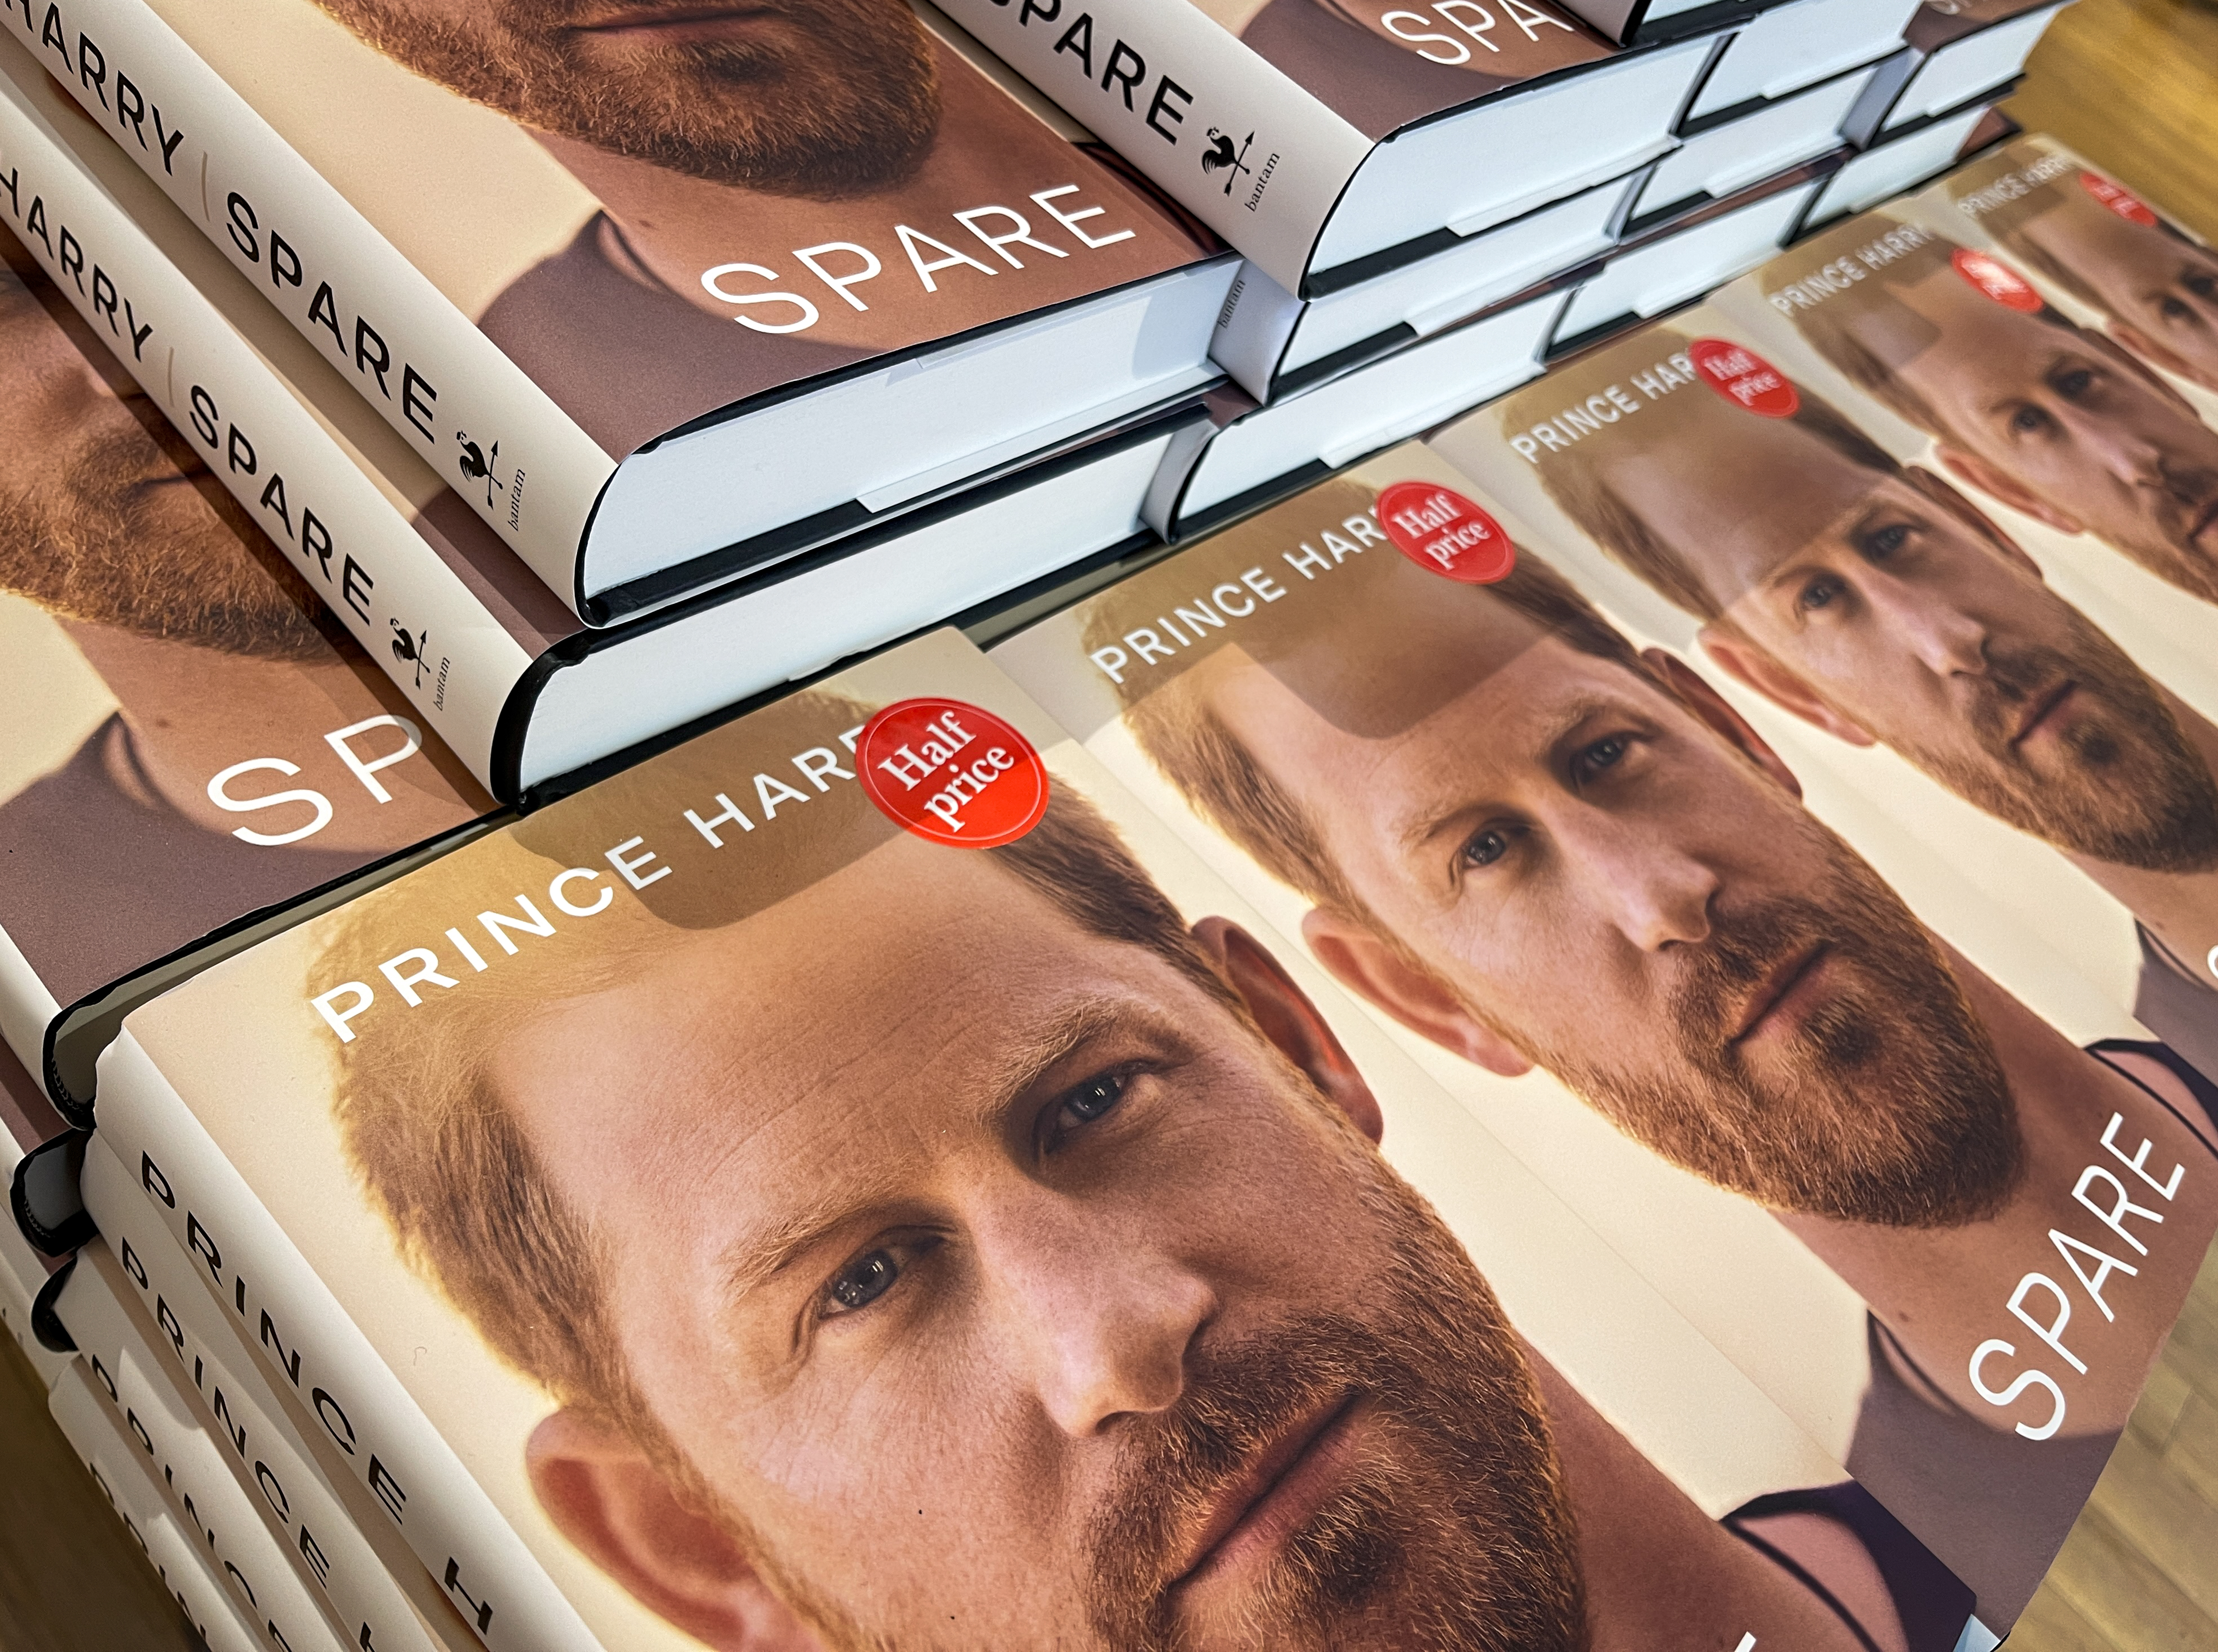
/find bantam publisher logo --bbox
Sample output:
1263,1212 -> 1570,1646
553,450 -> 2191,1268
1689,337 -> 1800,419
2081,172 -> 2159,228
860,698 -> 1049,847
1951,247 -> 2044,313
1376,483 -> 1516,584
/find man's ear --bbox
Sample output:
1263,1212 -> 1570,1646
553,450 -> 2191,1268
527,1410 -> 822,1652
1295,908 -> 1533,1082
1640,647 -> 1803,801
2108,318 -> 2218,395
1189,915 -> 1385,1142
1695,624 -> 1875,747
1934,443 -> 2085,536
1903,464 -> 2046,579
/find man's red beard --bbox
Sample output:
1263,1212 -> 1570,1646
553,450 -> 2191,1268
1896,620 -> 2218,874
681,1122 -> 1588,1652
1513,812 -> 2028,1228
0,415 -> 334,660
319,0 -> 943,201
1082,1201 -> 1588,1652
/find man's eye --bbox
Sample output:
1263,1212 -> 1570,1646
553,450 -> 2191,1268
825,1250 -> 901,1315
1573,734 -> 1630,781
1860,522 -> 1909,561
2163,294 -> 2192,320
1459,827 -> 1511,870
2053,367 -> 2096,399
2010,404 -> 2052,435
2185,272 -> 2216,300
1798,574 -> 1844,612
1058,1071 -> 1127,1128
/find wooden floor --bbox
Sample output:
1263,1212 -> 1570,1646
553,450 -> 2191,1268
2006,0 -> 2218,241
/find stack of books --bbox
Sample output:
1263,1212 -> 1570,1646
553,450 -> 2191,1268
9,0 -> 2213,1640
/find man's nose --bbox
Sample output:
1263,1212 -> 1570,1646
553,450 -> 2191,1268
1871,577 -> 1990,676
2073,407 -> 2173,488
983,1201 -> 1215,1438
1567,809 -> 1719,953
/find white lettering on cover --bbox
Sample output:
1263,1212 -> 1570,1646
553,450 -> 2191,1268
1966,1111 -> 2190,1440
206,760 -> 334,847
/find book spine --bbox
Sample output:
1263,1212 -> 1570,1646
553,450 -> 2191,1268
1207,261 -> 1302,400
57,1262 -> 351,1652
0,59 -> 538,796
80,1143 -> 454,1652
47,1362 -> 271,1652
92,1029 -> 606,1652
0,0 -> 616,608
930,0 -> 1370,294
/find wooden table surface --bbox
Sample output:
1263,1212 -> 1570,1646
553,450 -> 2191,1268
1,5 -> 2216,1651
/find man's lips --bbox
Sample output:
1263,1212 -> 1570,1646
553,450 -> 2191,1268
2190,495 -> 2218,553
1170,1394 -> 1361,1593
1730,943 -> 1829,1046
570,1 -> 782,39
2009,680 -> 2076,749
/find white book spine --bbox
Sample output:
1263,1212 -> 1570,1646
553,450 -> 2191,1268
60,1270 -> 350,1652
0,53 -> 538,795
932,0 -> 1371,292
48,1362 -> 271,1652
93,1029 -> 607,1652
0,0 -> 615,606
1207,261 -> 1303,398
80,1142 -> 453,1652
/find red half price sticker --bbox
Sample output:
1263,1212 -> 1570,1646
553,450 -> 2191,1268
1376,483 -> 1515,583
2081,172 -> 2159,228
1951,247 -> 2043,313
858,698 -> 1049,848
1689,338 -> 1799,419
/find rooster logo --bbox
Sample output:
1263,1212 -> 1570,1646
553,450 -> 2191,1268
390,620 -> 430,689
1202,128 -> 1254,196
456,430 -> 504,510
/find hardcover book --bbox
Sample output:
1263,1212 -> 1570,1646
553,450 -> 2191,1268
995,437 -> 2218,1626
0,227 -> 493,1116
45,1356 -> 330,1652
1679,0 -> 1921,127
1798,96 -> 2014,235
91,628 -> 1980,1652
52,1187 -> 472,1652
934,0 -> 1716,297
1548,0 -> 1780,48
1843,0 -> 2070,148
6,0 -> 1233,623
49,1254 -> 355,1652
0,47 -> 1205,803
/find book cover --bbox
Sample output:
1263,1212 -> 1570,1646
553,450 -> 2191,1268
1698,188 -> 2218,1073
1711,164 -> 2218,621
9,0 -> 1219,613
995,445 -> 2218,1625
1933,134 -> 2218,403
97,629 -> 1977,1651
0,233 -> 492,1107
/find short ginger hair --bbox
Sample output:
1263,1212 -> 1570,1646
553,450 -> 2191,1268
319,695 -> 1235,1467
1089,495 -> 1651,927
1506,369 -> 1899,623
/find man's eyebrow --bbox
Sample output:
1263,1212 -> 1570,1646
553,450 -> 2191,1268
1391,692 -> 1624,855
1754,479 -> 1899,603
712,998 -> 1144,1308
